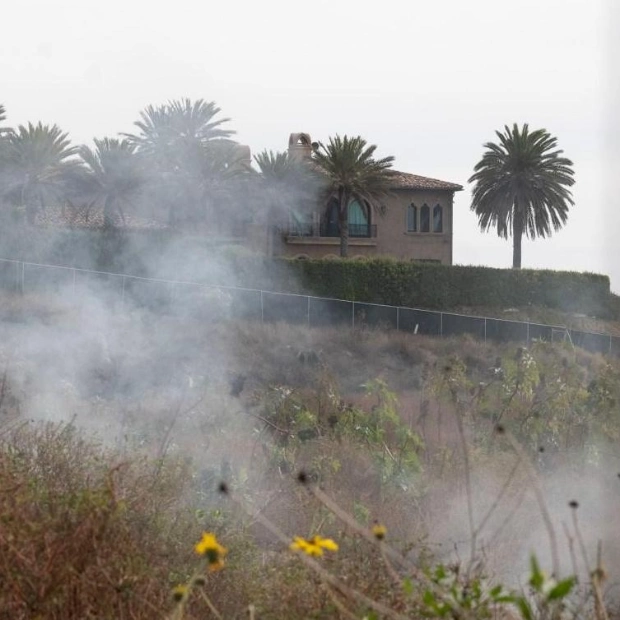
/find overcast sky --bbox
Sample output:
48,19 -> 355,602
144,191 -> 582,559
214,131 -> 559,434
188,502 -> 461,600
2,0 -> 618,292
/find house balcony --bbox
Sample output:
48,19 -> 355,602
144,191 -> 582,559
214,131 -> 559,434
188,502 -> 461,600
285,222 -> 377,246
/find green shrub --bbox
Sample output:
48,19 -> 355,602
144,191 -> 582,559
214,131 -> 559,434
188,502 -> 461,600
252,258 -> 613,318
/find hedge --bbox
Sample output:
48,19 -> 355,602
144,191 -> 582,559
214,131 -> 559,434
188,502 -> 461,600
240,258 -> 613,319
0,226 -> 613,318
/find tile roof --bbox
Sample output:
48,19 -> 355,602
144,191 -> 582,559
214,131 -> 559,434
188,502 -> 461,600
34,205 -> 168,231
386,170 -> 463,191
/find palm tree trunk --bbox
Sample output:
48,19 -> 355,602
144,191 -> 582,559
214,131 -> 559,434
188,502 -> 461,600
512,211 -> 523,269
103,196 -> 115,229
339,190 -> 349,258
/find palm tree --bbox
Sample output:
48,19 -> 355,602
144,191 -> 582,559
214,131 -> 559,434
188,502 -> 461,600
0,104 -> 11,136
254,150 -> 320,225
124,98 -> 234,160
123,99 -> 237,226
78,138 -> 144,227
2,122 -> 79,223
312,135 -> 394,257
469,124 -> 575,269
0,105 -> 10,213
253,150 -> 322,253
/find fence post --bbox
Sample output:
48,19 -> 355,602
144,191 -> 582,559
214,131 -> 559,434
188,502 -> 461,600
121,276 -> 126,305
440,312 -> 443,337
526,322 -> 530,346
484,317 -> 487,342
610,335 -> 613,357
14,261 -> 20,293
396,307 -> 400,331
307,296 -> 310,327
352,301 -> 355,329
260,291 -> 264,323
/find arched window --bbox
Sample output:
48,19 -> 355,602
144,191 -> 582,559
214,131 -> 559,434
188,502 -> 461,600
433,204 -> 443,233
407,204 -> 417,232
420,204 -> 430,233
348,200 -> 369,237
322,199 -> 370,237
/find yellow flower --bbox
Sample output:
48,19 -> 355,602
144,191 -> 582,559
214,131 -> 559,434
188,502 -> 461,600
290,535 -> 339,557
311,535 -> 339,552
372,523 -> 387,541
171,584 -> 189,603
194,532 -> 227,570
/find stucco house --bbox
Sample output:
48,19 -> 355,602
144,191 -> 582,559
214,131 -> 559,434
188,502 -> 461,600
271,133 -> 463,264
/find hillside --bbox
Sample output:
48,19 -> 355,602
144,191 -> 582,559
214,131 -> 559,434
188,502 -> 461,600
1,292 -> 620,618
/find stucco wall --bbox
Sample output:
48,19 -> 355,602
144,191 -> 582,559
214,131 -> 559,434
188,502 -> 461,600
278,188 -> 455,264
375,189 -> 453,263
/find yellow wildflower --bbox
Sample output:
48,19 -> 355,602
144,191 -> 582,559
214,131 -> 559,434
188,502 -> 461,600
194,532 -> 227,570
290,535 -> 339,557
372,523 -> 387,541
311,535 -> 339,552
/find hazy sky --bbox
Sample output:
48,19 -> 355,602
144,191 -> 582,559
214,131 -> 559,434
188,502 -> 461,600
2,0 -> 618,292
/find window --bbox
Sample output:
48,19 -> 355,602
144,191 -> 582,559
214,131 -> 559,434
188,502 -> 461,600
290,209 -> 313,236
433,204 -> 443,233
348,200 -> 369,237
322,200 -> 370,237
420,204 -> 430,232
406,204 -> 417,232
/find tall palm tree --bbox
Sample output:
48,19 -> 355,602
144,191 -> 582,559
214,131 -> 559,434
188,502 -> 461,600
469,124 -> 575,269
78,138 -> 144,227
2,122 -> 79,223
124,98 -> 234,160
123,99 -> 237,226
312,135 -> 394,257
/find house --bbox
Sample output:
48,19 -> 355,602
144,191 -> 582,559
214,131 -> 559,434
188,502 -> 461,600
273,133 -> 463,264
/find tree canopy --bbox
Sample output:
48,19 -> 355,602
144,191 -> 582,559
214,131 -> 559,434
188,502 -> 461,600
1,122 -> 79,223
78,138 -> 144,227
469,124 -> 575,269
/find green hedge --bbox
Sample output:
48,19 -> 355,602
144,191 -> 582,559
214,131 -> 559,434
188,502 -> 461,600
0,226 -> 613,318
246,258 -> 612,318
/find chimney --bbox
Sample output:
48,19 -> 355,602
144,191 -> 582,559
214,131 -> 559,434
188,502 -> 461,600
288,133 -> 314,161
232,144 -> 252,170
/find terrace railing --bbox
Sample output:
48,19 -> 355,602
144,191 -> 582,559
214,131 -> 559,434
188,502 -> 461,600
286,222 -> 377,238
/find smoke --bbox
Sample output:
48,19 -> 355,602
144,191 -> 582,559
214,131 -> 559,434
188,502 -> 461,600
1,100 -> 620,606
426,452 -> 620,590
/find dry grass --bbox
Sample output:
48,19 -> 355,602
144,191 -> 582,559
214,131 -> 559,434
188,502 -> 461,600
1,290 -> 620,618
0,423 -> 203,619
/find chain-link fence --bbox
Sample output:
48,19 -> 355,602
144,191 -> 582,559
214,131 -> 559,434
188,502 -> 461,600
1,257 -> 618,357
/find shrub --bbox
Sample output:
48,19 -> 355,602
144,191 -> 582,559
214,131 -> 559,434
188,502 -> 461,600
254,258 -> 613,318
